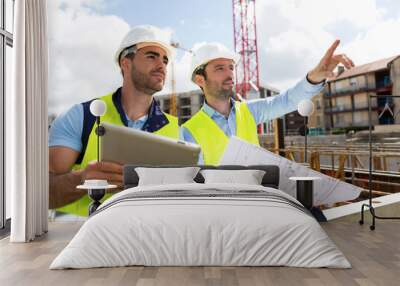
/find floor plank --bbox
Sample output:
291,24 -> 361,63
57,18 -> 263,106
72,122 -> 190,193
0,220 -> 399,286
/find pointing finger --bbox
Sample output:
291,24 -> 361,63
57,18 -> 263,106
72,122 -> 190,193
322,39 -> 340,61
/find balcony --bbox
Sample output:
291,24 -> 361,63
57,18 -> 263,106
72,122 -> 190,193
354,101 -> 378,110
325,102 -> 378,114
325,105 -> 352,114
325,82 -> 392,97
325,86 -> 369,97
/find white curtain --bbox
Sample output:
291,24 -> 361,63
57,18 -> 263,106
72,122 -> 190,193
7,0 -> 49,242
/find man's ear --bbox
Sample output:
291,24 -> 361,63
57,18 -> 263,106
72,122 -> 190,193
120,57 -> 131,74
194,74 -> 205,88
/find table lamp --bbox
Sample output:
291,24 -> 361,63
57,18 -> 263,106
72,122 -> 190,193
297,99 -> 315,164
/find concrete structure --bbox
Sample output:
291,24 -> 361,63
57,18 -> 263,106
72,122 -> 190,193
308,55 -> 400,133
283,110 -> 303,136
156,90 -> 204,125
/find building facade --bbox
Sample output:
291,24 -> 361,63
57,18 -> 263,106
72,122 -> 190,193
308,55 -> 400,133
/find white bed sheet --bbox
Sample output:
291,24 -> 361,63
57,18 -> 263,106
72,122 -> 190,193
50,183 -> 350,269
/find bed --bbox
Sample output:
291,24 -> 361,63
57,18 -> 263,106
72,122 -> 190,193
50,165 -> 350,269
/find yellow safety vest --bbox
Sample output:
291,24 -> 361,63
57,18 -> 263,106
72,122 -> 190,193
183,101 -> 259,165
56,93 -> 179,217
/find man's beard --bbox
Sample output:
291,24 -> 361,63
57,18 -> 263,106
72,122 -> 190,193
130,65 -> 164,95
205,78 -> 233,100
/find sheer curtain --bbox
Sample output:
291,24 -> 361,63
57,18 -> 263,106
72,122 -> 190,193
7,0 -> 49,242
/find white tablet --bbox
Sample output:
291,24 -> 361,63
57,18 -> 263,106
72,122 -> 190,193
100,122 -> 200,165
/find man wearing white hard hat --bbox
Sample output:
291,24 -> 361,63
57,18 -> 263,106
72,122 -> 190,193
48,25 -> 179,216
182,40 -> 354,165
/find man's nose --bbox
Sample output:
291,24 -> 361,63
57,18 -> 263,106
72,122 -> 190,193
155,58 -> 167,72
225,69 -> 234,79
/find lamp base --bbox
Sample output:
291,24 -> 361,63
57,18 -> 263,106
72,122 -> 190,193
88,189 -> 105,215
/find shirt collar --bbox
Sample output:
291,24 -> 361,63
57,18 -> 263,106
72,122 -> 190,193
112,87 -> 169,132
202,97 -> 236,119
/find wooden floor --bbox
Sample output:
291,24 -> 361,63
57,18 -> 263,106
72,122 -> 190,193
0,220 -> 399,286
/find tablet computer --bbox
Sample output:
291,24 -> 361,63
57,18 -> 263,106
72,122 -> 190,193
100,122 -> 200,165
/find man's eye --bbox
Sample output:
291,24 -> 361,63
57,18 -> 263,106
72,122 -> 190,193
147,55 -> 156,59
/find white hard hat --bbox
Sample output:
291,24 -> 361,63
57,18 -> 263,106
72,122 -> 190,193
190,42 -> 240,83
115,25 -> 175,65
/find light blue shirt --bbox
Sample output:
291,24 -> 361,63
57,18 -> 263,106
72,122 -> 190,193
180,76 -> 324,163
49,104 -> 148,153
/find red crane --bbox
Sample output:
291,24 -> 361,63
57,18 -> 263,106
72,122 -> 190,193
232,0 -> 260,99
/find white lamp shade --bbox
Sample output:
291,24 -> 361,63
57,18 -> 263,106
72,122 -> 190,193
297,99 -> 315,117
90,99 -> 107,117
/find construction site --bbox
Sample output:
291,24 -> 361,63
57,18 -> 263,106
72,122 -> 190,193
155,1 -> 400,211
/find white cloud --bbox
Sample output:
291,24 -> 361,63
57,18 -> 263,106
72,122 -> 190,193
48,0 -> 130,115
343,18 -> 400,63
255,0 -> 399,91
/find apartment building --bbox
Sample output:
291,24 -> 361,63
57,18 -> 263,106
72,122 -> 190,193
308,55 -> 400,132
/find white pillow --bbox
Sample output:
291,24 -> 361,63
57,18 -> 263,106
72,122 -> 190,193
135,167 -> 200,186
200,169 -> 266,185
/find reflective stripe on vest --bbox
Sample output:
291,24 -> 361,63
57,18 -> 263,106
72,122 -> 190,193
56,93 -> 179,217
183,101 -> 259,165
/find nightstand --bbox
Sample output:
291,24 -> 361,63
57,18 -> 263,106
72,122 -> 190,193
289,177 -> 321,209
289,176 -> 327,222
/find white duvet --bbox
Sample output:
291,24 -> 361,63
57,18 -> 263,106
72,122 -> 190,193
50,183 -> 350,269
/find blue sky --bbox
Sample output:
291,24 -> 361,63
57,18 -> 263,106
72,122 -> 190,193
105,0 -> 234,52
48,0 -> 400,115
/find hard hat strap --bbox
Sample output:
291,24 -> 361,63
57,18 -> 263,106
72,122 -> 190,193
119,45 -> 138,63
193,63 -> 208,80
